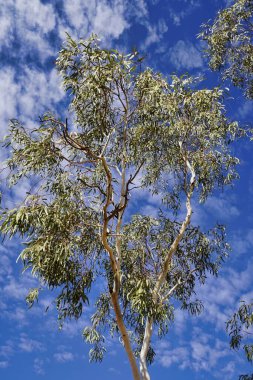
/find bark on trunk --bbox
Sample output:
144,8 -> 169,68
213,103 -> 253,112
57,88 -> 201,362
139,317 -> 153,380
138,152 -> 196,380
111,292 -> 141,380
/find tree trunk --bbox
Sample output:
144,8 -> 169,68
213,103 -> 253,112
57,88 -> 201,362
111,292 -> 141,380
138,153 -> 196,380
139,317 -> 153,380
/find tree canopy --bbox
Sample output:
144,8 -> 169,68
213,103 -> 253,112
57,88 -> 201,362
227,301 -> 253,380
199,0 -> 253,98
200,1 -> 253,376
0,34 -> 247,380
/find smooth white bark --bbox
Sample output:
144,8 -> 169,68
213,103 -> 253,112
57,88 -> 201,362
138,151 -> 196,380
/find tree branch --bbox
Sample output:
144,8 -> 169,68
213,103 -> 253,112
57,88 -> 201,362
139,150 -> 196,378
140,317 -> 153,380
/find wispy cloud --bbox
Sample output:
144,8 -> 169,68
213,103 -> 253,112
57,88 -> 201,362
190,336 -> 229,372
155,329 -> 236,377
108,367 -> 121,374
0,67 -> 20,139
18,334 -> 45,353
231,228 -> 253,256
128,0 -> 149,21
157,345 -> 190,369
142,19 -> 168,49
2,271 -> 38,301
33,357 -> 45,375
0,254 -> 13,282
60,0 -> 129,41
196,261 -> 253,330
3,279 -> 28,300
168,0 -> 200,26
0,66 -> 64,139
61,317 -> 90,337
168,40 -> 203,70
0,341 -> 14,359
54,351 -> 75,363
0,361 -> 9,368
205,195 -> 240,220
237,101 -> 253,120
0,0 -> 56,60
4,307 -> 29,327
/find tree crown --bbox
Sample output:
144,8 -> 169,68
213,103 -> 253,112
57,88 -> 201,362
199,0 -> 253,98
0,34 -> 244,370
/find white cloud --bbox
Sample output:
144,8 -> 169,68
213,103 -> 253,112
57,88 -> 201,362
157,346 -> 190,368
190,338 -> 229,371
18,67 -> 64,118
140,204 -> 159,217
0,67 -> 65,209
93,2 -> 128,39
3,279 -> 27,300
0,0 -> 145,65
108,367 -> 121,374
0,270 -> 40,328
0,66 -> 64,139
18,334 -> 44,353
204,195 -> 240,220
0,67 -> 20,138
5,307 -> 29,326
39,296 -> 55,311
169,40 -> 203,70
2,270 -> 37,298
169,1 -> 200,26
61,0 -> 92,34
0,300 -> 7,311
169,11 -> 183,27
61,316 -> 89,337
33,357 -> 45,375
142,19 -> 168,49
224,0 -> 234,6
16,0 -> 56,34
54,351 -> 75,363
231,228 -> 253,256
61,0 -> 129,41
156,330 -> 235,376
196,262 -> 253,330
0,6 -> 14,47
0,4 -> 14,47
173,308 -> 188,335
129,0 -> 149,21
221,360 -> 236,378
0,341 -> 14,359
21,29 -> 53,60
238,101 -> 253,119
0,0 -> 56,59
0,336 -> 45,373
0,361 -> 9,368
0,254 -> 13,282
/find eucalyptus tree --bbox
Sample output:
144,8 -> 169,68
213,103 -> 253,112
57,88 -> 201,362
199,0 -> 253,98
0,35 -> 243,380
200,1 -> 253,376
226,301 -> 253,380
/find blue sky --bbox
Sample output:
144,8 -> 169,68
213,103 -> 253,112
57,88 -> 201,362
0,0 -> 253,379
